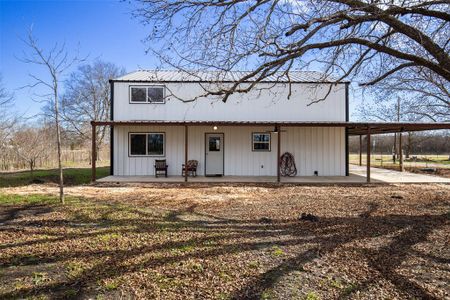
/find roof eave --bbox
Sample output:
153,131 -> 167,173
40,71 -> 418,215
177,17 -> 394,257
109,79 -> 350,84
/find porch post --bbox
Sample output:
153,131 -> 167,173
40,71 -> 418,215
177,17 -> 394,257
366,127 -> 371,183
184,125 -> 188,182
91,122 -> 97,182
399,128 -> 404,172
276,124 -> 281,183
359,135 -> 362,166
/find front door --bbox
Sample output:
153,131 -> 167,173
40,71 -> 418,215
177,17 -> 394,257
205,133 -> 224,176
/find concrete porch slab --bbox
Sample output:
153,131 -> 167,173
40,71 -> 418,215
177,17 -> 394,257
96,165 -> 450,184
350,165 -> 450,183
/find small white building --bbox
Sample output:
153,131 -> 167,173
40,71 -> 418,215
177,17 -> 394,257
102,70 -> 350,180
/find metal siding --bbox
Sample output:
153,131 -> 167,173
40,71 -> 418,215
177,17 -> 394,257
340,127 -> 345,175
319,128 -> 324,175
280,127 -> 345,176
114,126 -> 345,176
333,127 -> 339,175
114,126 -> 184,176
113,82 -> 346,123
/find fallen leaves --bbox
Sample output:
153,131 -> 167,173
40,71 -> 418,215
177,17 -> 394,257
0,183 -> 449,299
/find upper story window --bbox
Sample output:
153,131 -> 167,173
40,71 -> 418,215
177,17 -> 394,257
130,86 -> 165,103
130,87 -> 147,102
252,133 -> 271,151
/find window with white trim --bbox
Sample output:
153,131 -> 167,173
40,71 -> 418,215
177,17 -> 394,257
130,87 -> 147,102
129,133 -> 165,156
130,86 -> 165,103
252,133 -> 271,151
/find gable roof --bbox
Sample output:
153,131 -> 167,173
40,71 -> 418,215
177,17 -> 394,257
112,70 -> 345,83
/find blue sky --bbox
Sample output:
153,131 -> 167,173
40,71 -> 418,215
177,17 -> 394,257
1,0 -> 359,118
1,0 -> 156,117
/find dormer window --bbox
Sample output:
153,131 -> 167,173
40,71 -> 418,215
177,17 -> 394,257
130,86 -> 165,103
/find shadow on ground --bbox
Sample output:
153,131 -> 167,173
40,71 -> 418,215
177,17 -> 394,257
0,167 -> 110,188
0,198 -> 448,299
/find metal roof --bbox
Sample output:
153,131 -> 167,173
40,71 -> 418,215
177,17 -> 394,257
91,120 -> 450,135
112,70 -> 344,83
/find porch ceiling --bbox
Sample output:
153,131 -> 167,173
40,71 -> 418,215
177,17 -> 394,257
91,120 -> 450,135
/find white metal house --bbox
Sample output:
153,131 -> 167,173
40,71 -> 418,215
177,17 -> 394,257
101,70 -> 350,180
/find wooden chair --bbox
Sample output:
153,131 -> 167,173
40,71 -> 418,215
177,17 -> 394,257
182,160 -> 198,177
154,159 -> 168,178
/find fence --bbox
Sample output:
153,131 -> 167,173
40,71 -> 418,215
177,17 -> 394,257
0,147 -> 109,171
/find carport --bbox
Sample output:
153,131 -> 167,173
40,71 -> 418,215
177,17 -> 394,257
347,122 -> 450,182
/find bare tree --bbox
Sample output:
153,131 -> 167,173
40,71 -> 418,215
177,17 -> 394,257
358,96 -> 400,160
366,67 -> 449,122
10,125 -> 51,180
133,0 -> 449,102
357,96 -> 413,122
20,30 -> 83,204
60,60 -> 125,160
0,74 -> 16,149
0,74 -> 13,107
357,96 -> 420,159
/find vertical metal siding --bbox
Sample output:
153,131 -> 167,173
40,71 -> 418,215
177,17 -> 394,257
281,127 -> 345,176
113,82 -> 347,122
114,125 -> 184,176
114,125 -> 345,176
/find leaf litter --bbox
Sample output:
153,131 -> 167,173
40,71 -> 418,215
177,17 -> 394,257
0,183 -> 449,299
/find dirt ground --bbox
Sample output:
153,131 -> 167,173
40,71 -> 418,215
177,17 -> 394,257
408,167 -> 450,178
0,183 -> 449,299
373,164 -> 450,179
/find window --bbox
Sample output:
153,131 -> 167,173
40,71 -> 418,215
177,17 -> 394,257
129,133 -> 165,156
147,87 -> 164,103
208,137 -> 221,151
130,87 -> 147,102
252,133 -> 271,151
148,133 -> 164,155
130,86 -> 165,103
130,134 -> 147,155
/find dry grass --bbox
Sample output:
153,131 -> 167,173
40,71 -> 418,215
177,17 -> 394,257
0,183 -> 449,299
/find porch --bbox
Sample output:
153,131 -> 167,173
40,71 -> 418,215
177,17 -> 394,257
91,120 -> 450,183
96,165 -> 450,184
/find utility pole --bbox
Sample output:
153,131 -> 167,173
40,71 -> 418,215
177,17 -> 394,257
397,98 -> 401,162
393,98 -> 401,164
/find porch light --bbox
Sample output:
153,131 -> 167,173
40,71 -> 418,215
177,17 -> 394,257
213,126 -> 218,131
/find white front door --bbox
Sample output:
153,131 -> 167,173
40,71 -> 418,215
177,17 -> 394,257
205,133 -> 224,176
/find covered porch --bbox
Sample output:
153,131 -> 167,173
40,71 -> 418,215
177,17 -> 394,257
91,120 -> 450,184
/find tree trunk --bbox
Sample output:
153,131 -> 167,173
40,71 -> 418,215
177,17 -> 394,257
30,160 -> 34,181
54,82 -> 64,204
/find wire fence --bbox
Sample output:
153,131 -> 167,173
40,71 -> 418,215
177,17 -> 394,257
0,148 -> 109,171
349,153 -> 450,169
